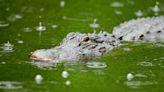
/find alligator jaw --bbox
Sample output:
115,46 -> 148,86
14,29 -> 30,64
30,49 -> 56,62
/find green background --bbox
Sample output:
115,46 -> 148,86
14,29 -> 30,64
0,0 -> 164,92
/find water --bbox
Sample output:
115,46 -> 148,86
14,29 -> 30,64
0,0 -> 164,92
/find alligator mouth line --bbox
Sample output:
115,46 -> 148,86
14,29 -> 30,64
30,53 -> 55,62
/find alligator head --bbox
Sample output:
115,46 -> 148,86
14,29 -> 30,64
31,32 -> 120,62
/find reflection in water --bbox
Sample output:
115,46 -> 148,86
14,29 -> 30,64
125,81 -> 158,89
123,48 -> 131,52
86,61 -> 107,69
0,81 -> 22,89
31,61 -> 58,70
125,72 -> 156,89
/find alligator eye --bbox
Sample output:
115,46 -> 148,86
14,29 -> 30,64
81,36 -> 91,43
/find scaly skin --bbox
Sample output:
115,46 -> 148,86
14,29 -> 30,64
31,16 -> 164,62
31,32 -> 120,62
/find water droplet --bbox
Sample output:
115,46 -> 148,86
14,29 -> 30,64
127,73 -> 134,81
61,71 -> 69,78
36,22 -> 46,31
40,8 -> 44,12
114,10 -> 123,15
151,4 -> 160,15
65,80 -> 71,86
89,19 -> 100,29
35,74 -> 43,84
1,42 -> 14,53
51,24 -> 58,29
6,7 -> 10,11
111,2 -> 124,7
17,40 -> 24,44
134,10 -> 143,17
60,0 -> 65,8
1,62 -> 6,64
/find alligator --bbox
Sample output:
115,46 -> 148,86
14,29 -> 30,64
31,16 -> 164,62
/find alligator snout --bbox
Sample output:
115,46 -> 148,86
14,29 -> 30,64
30,49 -> 56,62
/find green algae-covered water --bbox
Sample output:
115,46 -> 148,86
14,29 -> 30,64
0,0 -> 164,92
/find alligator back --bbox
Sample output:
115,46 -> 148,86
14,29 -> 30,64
112,16 -> 164,42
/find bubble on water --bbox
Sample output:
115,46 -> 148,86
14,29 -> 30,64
127,73 -> 134,81
0,81 -> 22,89
134,10 -> 143,17
125,81 -> 157,89
1,62 -> 6,64
65,80 -> 71,86
137,61 -> 153,66
62,16 -> 67,20
6,7 -> 10,11
51,24 -> 58,29
36,22 -> 46,31
35,74 -> 43,84
17,40 -> 24,44
38,16 -> 42,18
111,2 -> 124,7
86,61 -> 107,69
40,8 -> 44,12
0,21 -> 9,27
1,41 -> 14,53
7,14 -> 22,22
61,71 -> 69,78
89,19 -> 100,29
114,10 -> 123,15
60,0 -> 65,8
